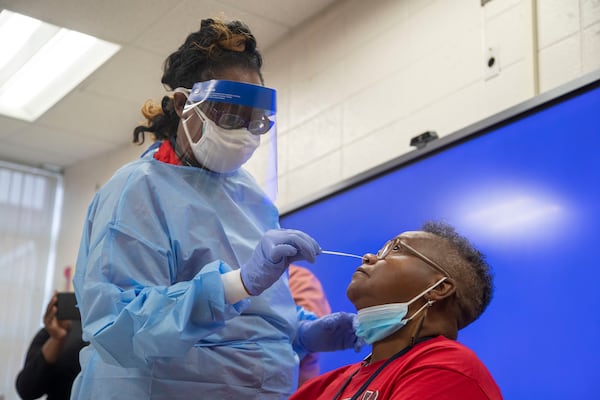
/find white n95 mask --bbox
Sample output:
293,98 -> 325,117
355,277 -> 447,344
182,108 -> 260,173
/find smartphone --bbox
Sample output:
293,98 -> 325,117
56,292 -> 81,320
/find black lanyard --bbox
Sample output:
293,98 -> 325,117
331,336 -> 436,400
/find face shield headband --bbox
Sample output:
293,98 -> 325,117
185,80 -> 277,135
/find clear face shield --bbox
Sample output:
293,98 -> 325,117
176,80 -> 278,201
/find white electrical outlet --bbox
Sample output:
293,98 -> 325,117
484,46 -> 500,80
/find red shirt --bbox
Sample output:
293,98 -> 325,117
290,336 -> 502,400
153,140 -> 182,165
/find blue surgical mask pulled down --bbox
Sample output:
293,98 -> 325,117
356,277 -> 447,344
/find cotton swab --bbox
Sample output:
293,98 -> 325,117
321,250 -> 364,260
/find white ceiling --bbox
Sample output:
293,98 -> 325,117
0,0 -> 337,171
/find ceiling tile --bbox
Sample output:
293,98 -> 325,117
0,0 -> 184,43
80,46 -> 166,104
132,0 -> 289,54
0,140 -> 75,169
3,124 -> 121,168
35,90 -> 141,144
219,0 -> 339,27
0,116 -> 28,138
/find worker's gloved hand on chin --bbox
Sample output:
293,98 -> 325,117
240,229 -> 321,296
294,312 -> 364,354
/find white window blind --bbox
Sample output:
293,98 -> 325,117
0,161 -> 63,400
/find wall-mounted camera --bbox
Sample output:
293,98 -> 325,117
410,130 -> 438,149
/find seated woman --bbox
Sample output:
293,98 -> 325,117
290,221 -> 503,400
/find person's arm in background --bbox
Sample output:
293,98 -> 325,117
289,265 -> 332,318
15,292 -> 72,399
16,329 -> 54,399
41,292 -> 72,363
289,265 -> 332,386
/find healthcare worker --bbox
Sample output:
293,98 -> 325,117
70,18 -> 361,399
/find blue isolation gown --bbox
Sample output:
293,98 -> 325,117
70,151 -> 300,399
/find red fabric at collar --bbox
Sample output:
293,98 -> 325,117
153,141 -> 182,165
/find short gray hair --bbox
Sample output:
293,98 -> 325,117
422,221 -> 494,330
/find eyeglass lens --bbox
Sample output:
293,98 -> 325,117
376,239 -> 395,259
218,113 -> 245,129
376,238 -> 450,277
202,102 -> 271,135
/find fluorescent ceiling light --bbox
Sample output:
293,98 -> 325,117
0,9 -> 121,122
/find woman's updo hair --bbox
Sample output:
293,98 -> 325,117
133,18 -> 263,144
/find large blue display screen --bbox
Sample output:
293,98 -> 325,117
281,76 -> 600,399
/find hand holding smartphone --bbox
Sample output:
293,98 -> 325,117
56,292 -> 81,320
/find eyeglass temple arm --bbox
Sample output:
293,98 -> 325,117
401,241 -> 451,277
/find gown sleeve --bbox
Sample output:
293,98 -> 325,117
74,179 -> 251,368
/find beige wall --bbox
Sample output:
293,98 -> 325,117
54,0 -> 600,287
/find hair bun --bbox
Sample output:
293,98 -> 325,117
218,34 -> 247,52
140,99 -> 164,121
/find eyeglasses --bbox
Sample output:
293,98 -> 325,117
376,237 -> 451,277
202,103 -> 273,135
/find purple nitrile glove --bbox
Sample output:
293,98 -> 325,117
240,229 -> 321,296
294,312 -> 365,354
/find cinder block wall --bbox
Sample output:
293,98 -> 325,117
262,0 -> 600,209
